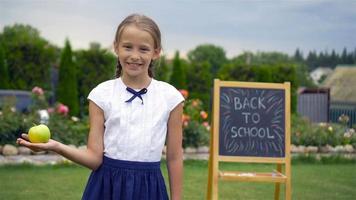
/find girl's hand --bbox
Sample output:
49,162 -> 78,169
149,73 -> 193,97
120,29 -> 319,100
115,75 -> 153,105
16,133 -> 60,153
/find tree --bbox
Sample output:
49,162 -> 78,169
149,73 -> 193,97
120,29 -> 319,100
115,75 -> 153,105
187,44 -> 227,77
341,47 -> 348,64
270,64 -> 299,112
330,49 -> 339,68
186,61 -> 212,110
155,55 -> 171,82
218,61 -> 299,113
0,24 -> 57,90
306,51 -> 318,71
75,42 -> 116,115
293,48 -> 304,63
231,51 -> 292,66
0,45 -> 10,89
57,39 -> 79,116
170,51 -> 186,89
217,63 -> 255,82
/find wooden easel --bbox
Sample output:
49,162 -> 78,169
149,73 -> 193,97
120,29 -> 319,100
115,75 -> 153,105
207,79 -> 291,200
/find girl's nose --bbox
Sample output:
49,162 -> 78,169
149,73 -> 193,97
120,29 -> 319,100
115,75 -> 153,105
130,50 -> 140,60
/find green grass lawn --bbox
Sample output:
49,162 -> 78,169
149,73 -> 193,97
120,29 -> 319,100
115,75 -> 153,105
0,159 -> 355,200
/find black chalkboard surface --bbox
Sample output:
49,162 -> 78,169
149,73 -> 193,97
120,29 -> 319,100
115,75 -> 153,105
219,87 -> 285,157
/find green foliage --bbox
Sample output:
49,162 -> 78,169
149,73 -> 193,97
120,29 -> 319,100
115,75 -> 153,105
187,44 -> 227,77
48,114 -> 88,146
75,42 -> 116,115
186,61 -> 212,111
304,47 -> 356,71
0,89 -> 88,146
57,39 -> 79,116
0,24 -> 58,90
293,48 -> 304,63
183,121 -> 209,148
170,51 -> 187,89
296,63 -> 315,87
218,55 -> 299,113
0,45 -> 10,89
218,63 -> 255,81
270,64 -> 299,112
231,51 -> 291,66
155,55 -> 171,82
0,98 -> 36,145
291,114 -> 356,147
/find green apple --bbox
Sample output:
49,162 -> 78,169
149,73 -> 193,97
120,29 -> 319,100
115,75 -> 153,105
28,124 -> 51,143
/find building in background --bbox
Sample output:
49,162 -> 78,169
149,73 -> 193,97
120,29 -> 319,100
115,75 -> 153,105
310,67 -> 333,85
322,65 -> 356,127
297,88 -> 330,123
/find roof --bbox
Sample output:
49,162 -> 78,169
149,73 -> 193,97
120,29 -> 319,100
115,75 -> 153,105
322,66 -> 356,103
311,67 -> 333,74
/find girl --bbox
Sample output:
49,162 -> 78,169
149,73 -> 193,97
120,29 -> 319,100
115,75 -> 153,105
17,14 -> 184,200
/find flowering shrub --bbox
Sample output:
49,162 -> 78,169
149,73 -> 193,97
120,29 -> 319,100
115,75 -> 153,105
29,86 -> 48,111
180,90 -> 210,148
292,114 -> 356,148
56,103 -> 69,116
2,86 -> 355,149
48,113 -> 88,146
0,98 -> 36,145
0,86 -> 88,146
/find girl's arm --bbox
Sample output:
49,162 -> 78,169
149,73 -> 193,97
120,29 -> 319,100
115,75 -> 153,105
17,101 -> 104,170
166,102 -> 184,200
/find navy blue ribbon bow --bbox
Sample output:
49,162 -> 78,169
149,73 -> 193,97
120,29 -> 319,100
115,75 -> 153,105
125,87 -> 147,104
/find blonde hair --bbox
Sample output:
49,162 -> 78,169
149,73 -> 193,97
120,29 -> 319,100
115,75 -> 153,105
114,14 -> 162,78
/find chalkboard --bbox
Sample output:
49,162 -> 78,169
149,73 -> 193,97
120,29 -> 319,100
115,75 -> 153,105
219,87 -> 285,157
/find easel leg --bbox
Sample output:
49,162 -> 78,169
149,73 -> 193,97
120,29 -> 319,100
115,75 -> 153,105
274,164 -> 282,200
206,125 -> 214,200
207,150 -> 213,199
285,162 -> 291,200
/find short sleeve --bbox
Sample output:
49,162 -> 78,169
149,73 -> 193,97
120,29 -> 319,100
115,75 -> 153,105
87,81 -> 112,112
166,85 -> 185,112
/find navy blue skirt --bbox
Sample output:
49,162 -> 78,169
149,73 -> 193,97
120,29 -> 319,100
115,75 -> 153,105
82,156 -> 169,200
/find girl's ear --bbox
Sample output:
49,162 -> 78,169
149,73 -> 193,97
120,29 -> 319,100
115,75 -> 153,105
152,48 -> 161,60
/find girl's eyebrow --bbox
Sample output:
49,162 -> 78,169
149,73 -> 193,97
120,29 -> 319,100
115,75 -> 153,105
121,42 -> 152,49
121,42 -> 132,45
140,44 -> 151,48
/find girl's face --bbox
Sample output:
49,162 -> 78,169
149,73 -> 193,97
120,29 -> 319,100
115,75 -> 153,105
115,25 -> 160,78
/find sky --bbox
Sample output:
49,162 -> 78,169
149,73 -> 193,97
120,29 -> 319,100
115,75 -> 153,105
1,0 -> 356,58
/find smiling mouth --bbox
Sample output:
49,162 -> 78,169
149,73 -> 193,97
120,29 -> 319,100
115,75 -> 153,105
127,62 -> 143,68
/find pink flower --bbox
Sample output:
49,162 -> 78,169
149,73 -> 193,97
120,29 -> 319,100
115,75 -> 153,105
202,122 -> 210,131
179,89 -> 189,99
200,111 -> 208,119
57,103 -> 69,115
32,86 -> 44,96
47,107 -> 55,113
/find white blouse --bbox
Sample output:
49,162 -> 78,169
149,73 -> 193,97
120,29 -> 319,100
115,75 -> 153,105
87,78 -> 184,162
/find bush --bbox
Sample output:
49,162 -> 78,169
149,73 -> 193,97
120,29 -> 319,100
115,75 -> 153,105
48,113 -> 88,146
0,87 -> 88,146
291,114 -> 356,148
0,98 -> 36,145
181,91 -> 210,148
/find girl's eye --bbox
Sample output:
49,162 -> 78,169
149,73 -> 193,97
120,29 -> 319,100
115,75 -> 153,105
140,48 -> 149,52
123,45 -> 132,49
